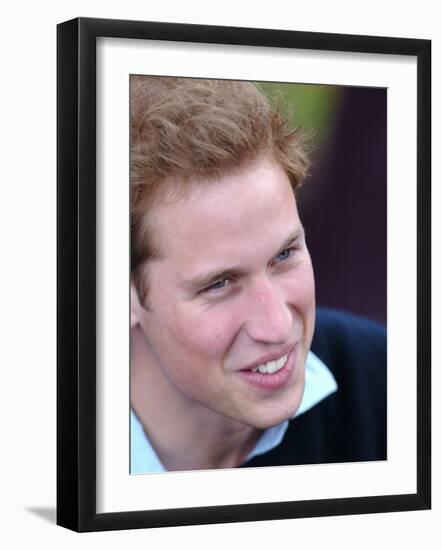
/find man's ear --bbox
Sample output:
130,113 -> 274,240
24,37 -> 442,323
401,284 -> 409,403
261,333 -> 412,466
130,283 -> 142,328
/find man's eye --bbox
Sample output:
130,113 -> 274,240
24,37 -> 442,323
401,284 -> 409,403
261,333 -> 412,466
202,278 -> 231,294
275,247 -> 295,262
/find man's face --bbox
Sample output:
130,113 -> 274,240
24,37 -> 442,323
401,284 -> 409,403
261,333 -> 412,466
131,157 -> 316,430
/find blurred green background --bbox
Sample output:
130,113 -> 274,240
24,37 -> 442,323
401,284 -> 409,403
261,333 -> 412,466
256,81 -> 342,147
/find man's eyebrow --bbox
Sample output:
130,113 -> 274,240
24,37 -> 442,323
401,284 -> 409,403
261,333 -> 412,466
181,226 -> 305,292
278,226 -> 305,251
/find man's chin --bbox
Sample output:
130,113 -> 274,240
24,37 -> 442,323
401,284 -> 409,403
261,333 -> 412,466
245,401 -> 304,430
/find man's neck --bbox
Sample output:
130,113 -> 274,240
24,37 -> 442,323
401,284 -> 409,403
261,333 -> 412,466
131,326 -> 262,471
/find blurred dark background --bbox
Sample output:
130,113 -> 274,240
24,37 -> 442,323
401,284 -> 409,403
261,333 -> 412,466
259,83 -> 387,326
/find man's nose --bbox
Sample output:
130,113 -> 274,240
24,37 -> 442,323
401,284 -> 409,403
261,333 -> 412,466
244,277 -> 292,345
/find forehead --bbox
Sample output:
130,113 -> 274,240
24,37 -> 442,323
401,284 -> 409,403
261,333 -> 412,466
149,158 -> 300,269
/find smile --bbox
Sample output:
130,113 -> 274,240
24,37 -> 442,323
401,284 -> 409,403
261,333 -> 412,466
237,348 -> 297,392
250,354 -> 288,374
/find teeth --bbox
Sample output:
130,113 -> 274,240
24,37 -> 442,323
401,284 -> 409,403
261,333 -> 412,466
251,354 -> 288,374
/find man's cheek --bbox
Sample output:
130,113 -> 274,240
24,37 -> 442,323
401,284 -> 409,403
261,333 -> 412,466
184,316 -> 234,356
287,269 -> 315,307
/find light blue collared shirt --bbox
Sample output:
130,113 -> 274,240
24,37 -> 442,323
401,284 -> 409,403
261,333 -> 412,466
131,351 -> 337,473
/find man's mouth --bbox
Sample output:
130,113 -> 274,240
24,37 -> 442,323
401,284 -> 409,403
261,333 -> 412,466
249,354 -> 288,374
237,348 -> 297,392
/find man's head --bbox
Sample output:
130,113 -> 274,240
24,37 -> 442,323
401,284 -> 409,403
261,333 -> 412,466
130,76 -> 315,431
130,76 -> 311,302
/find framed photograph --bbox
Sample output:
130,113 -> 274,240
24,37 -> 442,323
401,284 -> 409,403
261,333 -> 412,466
57,17 -> 431,532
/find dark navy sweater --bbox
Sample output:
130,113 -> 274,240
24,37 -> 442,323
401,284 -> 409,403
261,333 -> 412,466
241,308 -> 387,468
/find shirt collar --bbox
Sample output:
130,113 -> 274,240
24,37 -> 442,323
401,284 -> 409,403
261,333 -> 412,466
131,351 -> 337,474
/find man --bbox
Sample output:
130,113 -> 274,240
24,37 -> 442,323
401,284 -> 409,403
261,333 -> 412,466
130,76 -> 386,473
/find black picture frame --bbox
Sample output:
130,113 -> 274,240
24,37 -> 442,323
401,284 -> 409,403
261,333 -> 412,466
57,17 -> 431,532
